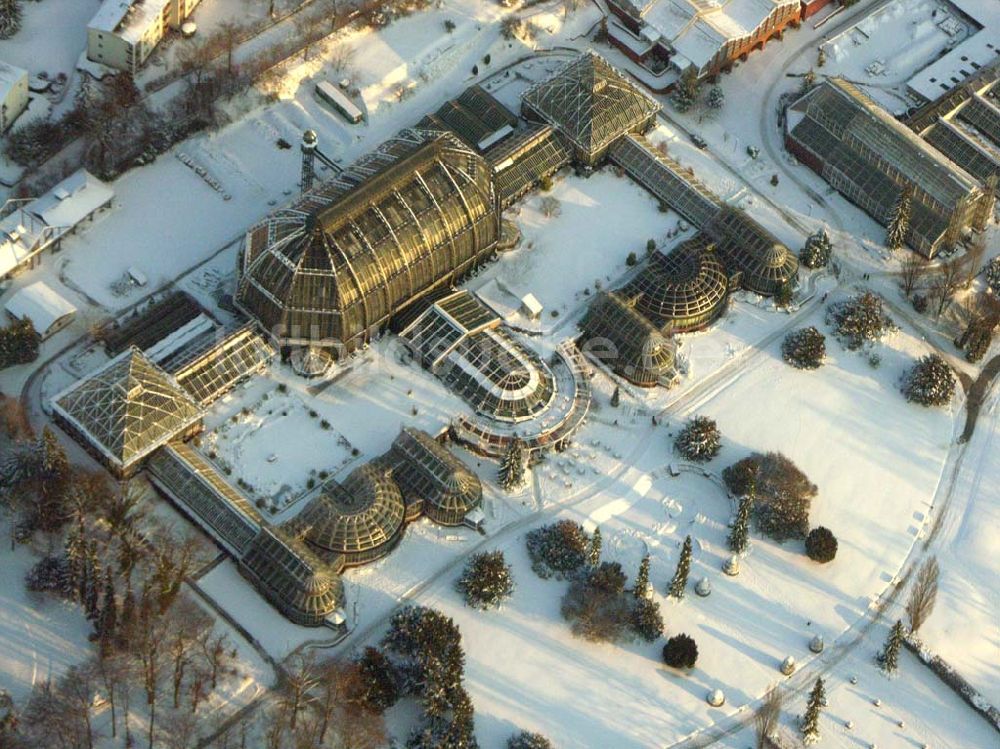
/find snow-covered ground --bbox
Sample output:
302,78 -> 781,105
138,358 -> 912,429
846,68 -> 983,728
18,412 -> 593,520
374,298 -> 958,746
0,0 -> 99,80
917,385 -> 1000,705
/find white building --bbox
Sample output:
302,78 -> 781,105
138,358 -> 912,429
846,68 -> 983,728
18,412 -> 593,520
0,61 -> 29,132
87,0 -> 201,74
0,169 -> 114,280
4,281 -> 77,339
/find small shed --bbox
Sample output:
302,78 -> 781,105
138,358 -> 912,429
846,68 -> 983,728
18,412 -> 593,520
4,281 -> 77,338
520,293 -> 543,319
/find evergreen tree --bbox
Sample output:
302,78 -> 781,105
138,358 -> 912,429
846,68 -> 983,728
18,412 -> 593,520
357,646 -> 399,713
98,567 -> 118,653
800,228 -> 832,269
706,86 -> 724,110
0,0 -> 22,40
672,69 -> 699,112
668,535 -> 693,599
35,427 -> 72,533
800,677 -> 826,745
633,555 -> 650,599
64,518 -> 87,595
498,438 -> 526,492
588,527 -> 602,567
728,490 -> 754,553
879,619 -> 904,674
886,185 -> 914,251
610,386 -> 620,408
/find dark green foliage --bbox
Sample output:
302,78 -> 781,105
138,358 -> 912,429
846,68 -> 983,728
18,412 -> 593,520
357,647 -> 400,713
444,19 -> 456,32
626,251 -> 638,266
456,551 -> 514,610
633,555 -> 650,599
799,229 -> 832,269
886,186 -> 913,251
630,597 -> 664,642
782,327 -> 826,369
827,292 -> 893,350
662,634 -> 698,669
588,526 -> 602,566
878,619 -> 904,674
668,535 -> 692,599
805,527 -> 837,563
728,492 -> 753,553
0,319 -> 40,369
526,520 -> 590,579
610,386 -> 620,408
24,555 -> 70,596
674,416 -> 721,463
508,731 -> 554,749
801,677 -> 825,744
498,437 -> 526,491
902,354 -> 955,407
723,452 -> 817,540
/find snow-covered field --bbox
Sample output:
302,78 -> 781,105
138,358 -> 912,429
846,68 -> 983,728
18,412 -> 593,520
376,298 -> 958,746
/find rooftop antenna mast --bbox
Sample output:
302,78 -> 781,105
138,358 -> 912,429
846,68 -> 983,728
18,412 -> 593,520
300,130 -> 343,192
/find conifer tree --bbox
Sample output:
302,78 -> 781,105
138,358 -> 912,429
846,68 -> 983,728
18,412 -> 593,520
610,386 -> 620,408
64,518 -> 87,595
634,555 -> 650,599
801,677 -> 825,745
588,527 -> 602,567
35,427 -> 71,533
879,619 -> 904,674
498,437 -> 526,492
668,535 -> 692,599
728,490 -> 754,553
886,186 -> 914,251
0,0 -> 22,41
98,567 -> 118,653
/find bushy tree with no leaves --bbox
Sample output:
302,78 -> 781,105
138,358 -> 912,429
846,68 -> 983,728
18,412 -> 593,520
827,292 -> 894,350
560,562 -> 630,642
902,354 -> 955,407
0,0 -> 22,40
782,327 -> 826,369
456,551 -> 515,610
723,452 -> 817,540
805,527 -> 837,563
662,634 -> 698,669
674,416 -> 721,463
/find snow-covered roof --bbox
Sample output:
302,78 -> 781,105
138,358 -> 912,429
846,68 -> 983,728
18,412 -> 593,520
0,61 -> 27,98
634,0 -> 799,70
89,0 -> 168,44
27,169 -> 113,232
520,293 -> 543,316
0,213 -> 45,278
906,3 -> 1000,103
4,281 -> 76,337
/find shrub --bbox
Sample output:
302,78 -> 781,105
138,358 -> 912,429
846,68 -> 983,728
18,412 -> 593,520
805,527 -> 837,563
0,319 -> 40,369
782,327 -> 826,369
538,174 -> 553,191
662,634 -> 698,669
630,597 -> 664,642
508,731 -> 554,749
827,292 -> 893,350
902,354 -> 955,407
443,19 -> 456,32
526,520 -> 590,579
356,647 -> 400,713
723,452 -> 817,540
626,251 -> 638,266
799,229 -> 832,269
456,551 -> 514,610
986,256 -> 1000,292
674,416 -> 721,463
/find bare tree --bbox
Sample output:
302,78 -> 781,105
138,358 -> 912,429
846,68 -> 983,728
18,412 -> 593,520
539,196 -> 561,218
963,231 -> 987,288
899,253 -> 928,297
930,259 -> 964,318
218,20 -> 242,75
754,686 -> 782,749
280,653 -> 318,733
906,556 -> 939,634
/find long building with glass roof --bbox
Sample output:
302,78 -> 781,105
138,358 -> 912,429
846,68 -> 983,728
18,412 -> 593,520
786,78 -> 991,258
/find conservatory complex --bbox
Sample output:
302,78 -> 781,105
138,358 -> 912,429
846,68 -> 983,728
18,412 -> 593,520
786,78 -> 993,258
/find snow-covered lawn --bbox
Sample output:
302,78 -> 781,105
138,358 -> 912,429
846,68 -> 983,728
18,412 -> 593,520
0,530 -> 92,702
917,386 -> 1000,705
0,0 -> 99,79
387,298 -> 957,746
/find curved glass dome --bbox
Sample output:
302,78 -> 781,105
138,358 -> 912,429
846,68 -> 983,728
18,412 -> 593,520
623,234 -> 729,333
293,464 -> 406,566
236,129 -> 499,356
706,206 -> 798,296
